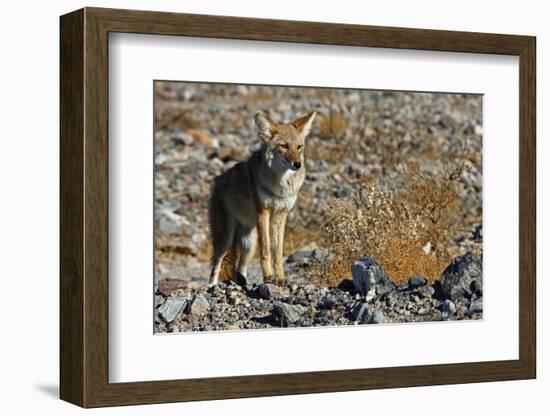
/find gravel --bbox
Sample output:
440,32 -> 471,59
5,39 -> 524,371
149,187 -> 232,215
154,253 -> 483,333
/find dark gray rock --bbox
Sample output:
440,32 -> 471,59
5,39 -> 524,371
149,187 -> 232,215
467,297 -> 483,316
408,276 -> 427,288
350,302 -> 369,321
471,278 -> 483,296
272,302 -> 307,326
337,279 -> 356,293
335,187 -> 350,198
440,253 -> 482,302
470,224 -> 482,241
320,297 -> 336,310
360,308 -> 385,324
187,294 -> 209,316
351,256 -> 395,301
158,297 -> 187,323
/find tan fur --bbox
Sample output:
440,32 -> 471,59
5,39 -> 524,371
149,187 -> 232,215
208,111 -> 316,285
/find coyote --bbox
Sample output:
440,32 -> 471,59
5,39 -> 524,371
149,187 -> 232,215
208,111 -> 316,285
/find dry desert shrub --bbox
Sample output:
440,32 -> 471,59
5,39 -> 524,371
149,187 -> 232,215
315,159 -> 471,286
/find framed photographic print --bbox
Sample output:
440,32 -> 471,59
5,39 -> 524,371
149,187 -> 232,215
60,7 -> 536,408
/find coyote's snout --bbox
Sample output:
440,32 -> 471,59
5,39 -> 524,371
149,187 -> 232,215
208,111 -> 316,285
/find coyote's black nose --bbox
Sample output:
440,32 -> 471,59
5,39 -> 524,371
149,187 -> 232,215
292,162 -> 301,170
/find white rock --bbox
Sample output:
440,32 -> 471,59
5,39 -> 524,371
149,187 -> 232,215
158,297 -> 187,323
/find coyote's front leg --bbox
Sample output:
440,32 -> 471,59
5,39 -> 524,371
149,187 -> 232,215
271,210 -> 288,285
257,206 -> 274,282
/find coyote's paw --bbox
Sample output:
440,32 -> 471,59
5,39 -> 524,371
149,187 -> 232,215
276,278 -> 287,287
263,275 -> 276,284
275,272 -> 287,286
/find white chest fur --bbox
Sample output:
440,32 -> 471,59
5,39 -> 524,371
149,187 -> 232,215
257,169 -> 304,212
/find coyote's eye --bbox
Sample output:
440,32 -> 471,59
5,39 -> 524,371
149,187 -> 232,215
297,145 -> 303,150
279,143 -> 289,149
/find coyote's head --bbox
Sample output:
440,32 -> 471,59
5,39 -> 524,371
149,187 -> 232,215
254,111 -> 316,174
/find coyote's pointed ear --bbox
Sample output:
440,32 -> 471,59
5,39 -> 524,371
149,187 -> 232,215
293,111 -> 316,139
255,112 -> 276,144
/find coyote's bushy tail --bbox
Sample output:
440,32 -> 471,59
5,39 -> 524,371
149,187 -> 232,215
208,181 -> 237,281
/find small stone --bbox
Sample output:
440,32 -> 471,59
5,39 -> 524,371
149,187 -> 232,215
474,124 -> 483,136
210,284 -> 225,298
157,278 -> 187,296
258,283 -> 284,299
471,278 -> 483,296
187,294 -> 209,316
335,187 -> 350,198
294,296 -> 309,307
186,128 -> 214,149
408,275 -> 427,288
320,298 -> 335,310
442,299 -> 456,320
419,285 -> 435,298
158,297 -> 187,323
170,132 -> 194,146
360,308 -> 385,324
228,293 -> 241,305
155,294 -> 166,307
286,245 -> 317,264
272,302 -> 307,326
227,282 -> 243,294
467,297 -> 483,316
384,291 -> 400,307
157,210 -> 190,236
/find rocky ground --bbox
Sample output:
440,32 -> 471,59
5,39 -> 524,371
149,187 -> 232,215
153,82 -> 483,333
155,252 -> 482,332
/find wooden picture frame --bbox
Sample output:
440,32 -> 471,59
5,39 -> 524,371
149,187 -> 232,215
60,7 -> 536,408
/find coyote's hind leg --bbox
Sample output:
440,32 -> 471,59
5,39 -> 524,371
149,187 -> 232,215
208,194 -> 235,285
236,225 -> 257,281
